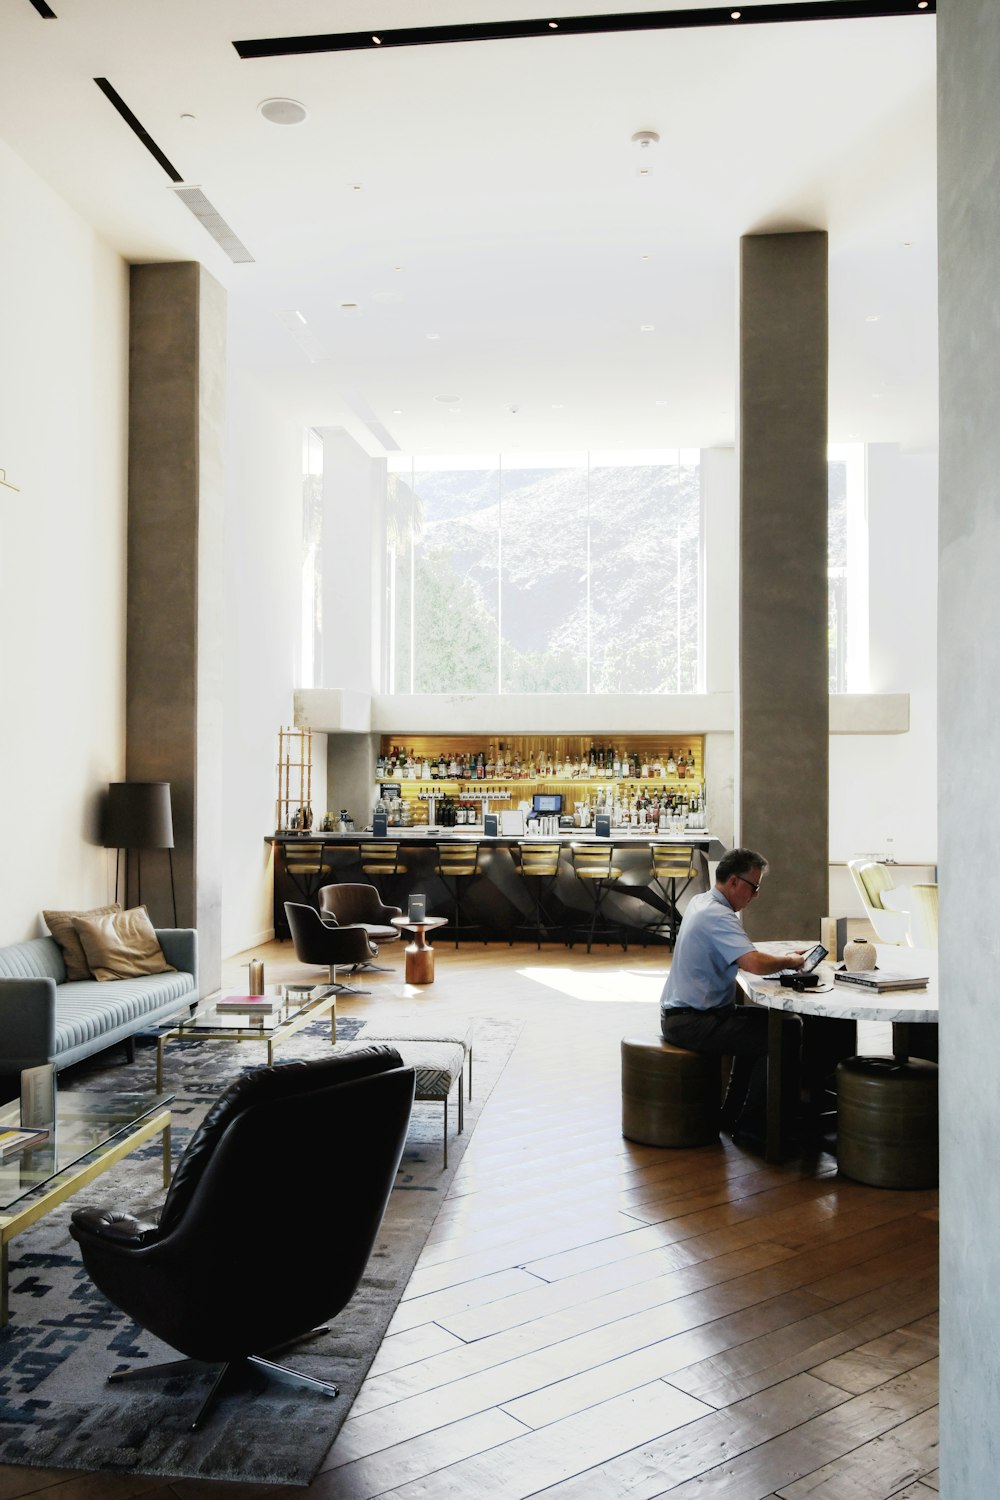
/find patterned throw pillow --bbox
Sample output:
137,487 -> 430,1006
72,905 -> 175,982
42,904 -> 122,981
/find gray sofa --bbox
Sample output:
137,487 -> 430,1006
0,928 -> 198,1074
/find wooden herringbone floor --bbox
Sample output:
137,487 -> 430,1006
0,941 -> 939,1500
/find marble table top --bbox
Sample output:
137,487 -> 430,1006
741,943 -> 938,1024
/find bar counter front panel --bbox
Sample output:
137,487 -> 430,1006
270,831 -> 725,943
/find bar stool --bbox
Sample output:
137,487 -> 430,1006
512,842 -> 562,948
568,843 -> 626,953
434,843 -> 486,948
359,842 -> 408,904
283,841 -> 334,906
647,844 -> 698,946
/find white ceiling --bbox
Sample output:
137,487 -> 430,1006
0,0 -> 938,454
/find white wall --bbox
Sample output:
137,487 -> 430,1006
0,141 -> 128,941
221,374 -> 325,956
318,428 -> 386,694
829,443 -> 938,864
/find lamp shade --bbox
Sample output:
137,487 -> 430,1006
104,782 -> 174,849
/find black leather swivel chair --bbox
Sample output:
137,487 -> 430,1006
285,900 -> 374,994
70,1048 -> 415,1429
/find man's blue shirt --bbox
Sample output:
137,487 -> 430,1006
660,887 -> 755,1014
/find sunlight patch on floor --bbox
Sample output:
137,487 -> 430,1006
517,965 -> 664,1004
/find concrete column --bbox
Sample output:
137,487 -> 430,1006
126,263 -> 225,994
738,232 -> 828,940
938,3 -> 1000,1492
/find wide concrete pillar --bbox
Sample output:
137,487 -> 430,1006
126,263 -> 225,994
738,232 -> 828,940
938,2 -> 1000,1492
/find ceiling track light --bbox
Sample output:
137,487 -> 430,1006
234,2 -> 936,60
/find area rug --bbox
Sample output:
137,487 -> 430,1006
0,1013 -> 522,1486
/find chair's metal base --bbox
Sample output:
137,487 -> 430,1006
352,960 -> 396,974
327,964 -> 370,995
107,1326 -> 337,1430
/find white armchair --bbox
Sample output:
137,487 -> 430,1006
846,858 -> 911,945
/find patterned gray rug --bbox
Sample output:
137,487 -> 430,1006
0,1013 -> 521,1486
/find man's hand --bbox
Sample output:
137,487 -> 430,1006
737,949 -> 805,976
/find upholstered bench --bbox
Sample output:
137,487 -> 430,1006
345,1038 -> 465,1167
360,1020 -> 474,1099
621,1035 -> 721,1147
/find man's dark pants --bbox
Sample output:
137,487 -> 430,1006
661,1002 -> 801,1138
661,1002 -> 856,1141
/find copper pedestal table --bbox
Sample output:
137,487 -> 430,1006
391,915 -> 449,984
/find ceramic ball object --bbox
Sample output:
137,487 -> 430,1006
844,937 -> 877,972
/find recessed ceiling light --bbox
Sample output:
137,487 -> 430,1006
351,183 -> 362,192
180,112 -> 196,122
426,332 -> 441,340
258,98 -> 308,126
731,9 -> 742,18
655,400 -> 669,407
551,403 -> 565,410
372,34 -> 382,44
640,324 -> 655,332
640,253 -> 651,261
392,409 -> 403,415
434,394 -> 460,403
865,314 -> 881,323
548,20 -> 559,29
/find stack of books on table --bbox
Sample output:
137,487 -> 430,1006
833,970 -> 929,992
215,994 -> 280,1016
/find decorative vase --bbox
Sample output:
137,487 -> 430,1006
248,959 -> 265,995
844,938 -> 877,973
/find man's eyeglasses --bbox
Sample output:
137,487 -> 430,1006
735,873 -> 761,896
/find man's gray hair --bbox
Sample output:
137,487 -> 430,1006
716,847 -> 769,884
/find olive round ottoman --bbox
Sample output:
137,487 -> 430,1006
621,1036 -> 720,1148
836,1055 -> 938,1189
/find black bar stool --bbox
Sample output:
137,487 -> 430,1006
647,844 -> 698,946
512,842 -> 563,948
568,843 -> 627,953
359,842 -> 408,904
434,843 -> 486,948
283,841 -> 334,906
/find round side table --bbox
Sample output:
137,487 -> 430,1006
391,915 -> 449,984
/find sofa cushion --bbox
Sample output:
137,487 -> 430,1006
73,906 -> 175,981
42,905 -> 121,981
54,970 -> 195,1056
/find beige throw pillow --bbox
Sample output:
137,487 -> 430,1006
43,904 -> 122,981
72,905 -> 175,982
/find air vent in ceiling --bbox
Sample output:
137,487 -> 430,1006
170,185 -> 255,265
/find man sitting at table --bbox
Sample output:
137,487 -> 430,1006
660,845 -> 807,1146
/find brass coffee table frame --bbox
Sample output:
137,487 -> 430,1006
0,1098 -> 172,1326
156,988 -> 338,1091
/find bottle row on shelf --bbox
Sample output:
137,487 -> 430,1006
375,743 -> 700,783
372,785 -> 707,832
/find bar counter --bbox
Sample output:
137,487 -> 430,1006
269,829 -> 725,943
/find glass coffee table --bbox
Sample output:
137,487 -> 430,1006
0,1087 -> 172,1325
155,984 -> 338,1090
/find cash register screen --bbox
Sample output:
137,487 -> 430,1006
531,793 -> 563,815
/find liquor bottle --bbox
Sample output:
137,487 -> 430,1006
589,743 -> 597,771
513,747 -> 521,777
476,752 -> 485,780
612,751 -> 621,779
667,748 -> 676,775
486,752 -> 495,779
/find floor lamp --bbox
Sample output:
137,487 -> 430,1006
104,781 -> 178,925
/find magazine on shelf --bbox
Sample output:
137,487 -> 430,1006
215,994 -> 280,1015
833,970 -> 928,992
0,1126 -> 50,1159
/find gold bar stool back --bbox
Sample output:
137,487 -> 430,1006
283,841 -> 334,905
359,842 -> 408,904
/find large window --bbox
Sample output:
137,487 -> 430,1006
384,450 -> 702,695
